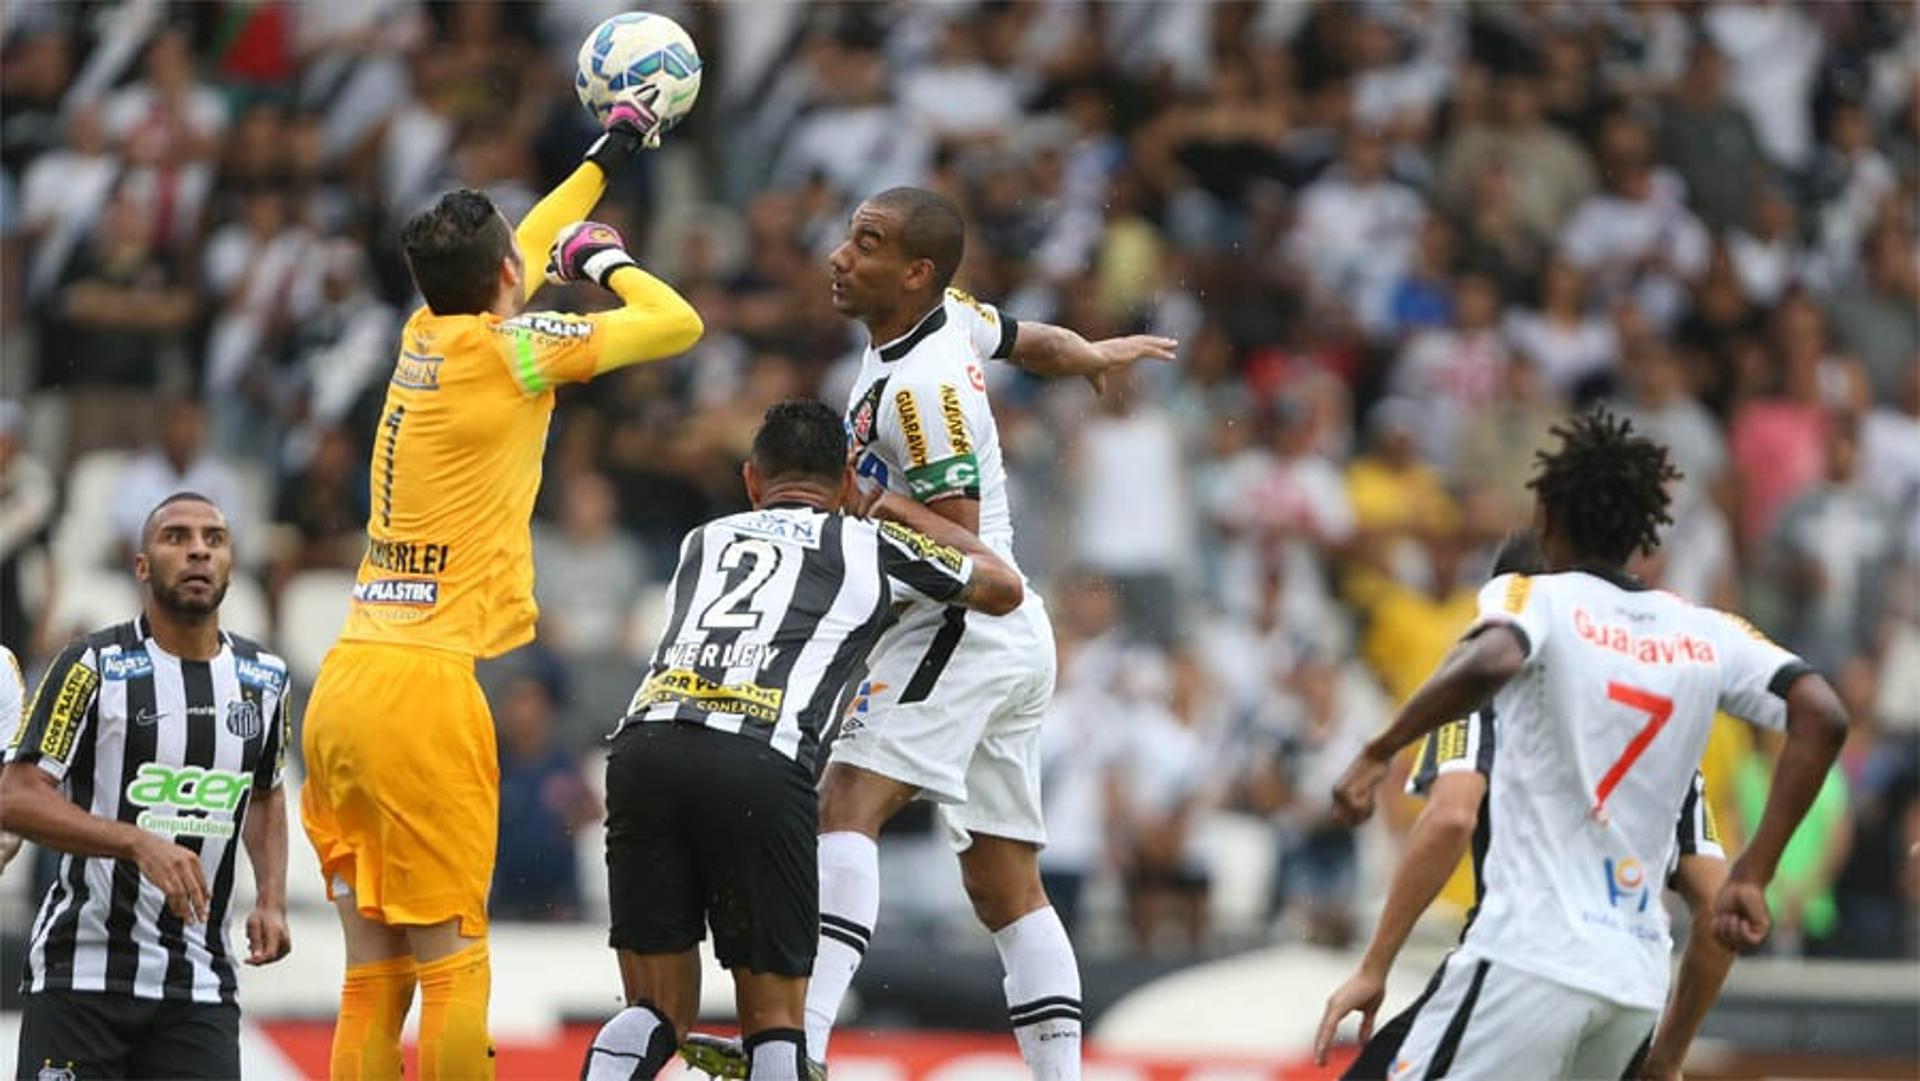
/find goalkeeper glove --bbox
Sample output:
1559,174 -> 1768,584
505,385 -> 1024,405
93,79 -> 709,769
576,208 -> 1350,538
585,86 -> 667,174
547,220 -> 637,288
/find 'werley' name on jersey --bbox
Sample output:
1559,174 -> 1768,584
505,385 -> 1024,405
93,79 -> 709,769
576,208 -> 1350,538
657,640 -> 782,671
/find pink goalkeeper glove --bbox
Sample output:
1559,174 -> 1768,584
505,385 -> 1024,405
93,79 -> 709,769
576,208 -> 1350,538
546,221 -> 637,288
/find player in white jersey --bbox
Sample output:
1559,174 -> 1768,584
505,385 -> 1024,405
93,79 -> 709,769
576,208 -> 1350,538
1318,534 -> 1738,1081
1329,411 -> 1848,1080
0,644 -> 24,871
803,187 -> 1174,1077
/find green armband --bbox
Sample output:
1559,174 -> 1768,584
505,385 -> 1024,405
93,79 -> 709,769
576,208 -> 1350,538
907,455 -> 981,501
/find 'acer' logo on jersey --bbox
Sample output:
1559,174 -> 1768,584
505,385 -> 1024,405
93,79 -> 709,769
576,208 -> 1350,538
1572,607 -> 1715,665
127,763 -> 251,813
352,578 -> 440,607
100,651 -> 154,681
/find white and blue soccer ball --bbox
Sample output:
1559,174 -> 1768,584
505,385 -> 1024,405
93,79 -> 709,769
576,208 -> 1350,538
575,12 -> 703,131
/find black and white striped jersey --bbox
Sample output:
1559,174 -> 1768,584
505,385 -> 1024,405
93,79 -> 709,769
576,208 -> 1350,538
5,617 -> 290,1004
620,505 -> 973,770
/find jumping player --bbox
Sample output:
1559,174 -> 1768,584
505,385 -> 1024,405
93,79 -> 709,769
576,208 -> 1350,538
298,92 -> 703,1080
799,187 -> 1174,1077
585,400 -> 1024,1080
1328,410 -> 1848,1079
1317,533 -> 1738,1080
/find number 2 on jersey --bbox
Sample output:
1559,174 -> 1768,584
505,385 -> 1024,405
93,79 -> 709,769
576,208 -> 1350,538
1592,681 -> 1675,819
700,538 -> 782,631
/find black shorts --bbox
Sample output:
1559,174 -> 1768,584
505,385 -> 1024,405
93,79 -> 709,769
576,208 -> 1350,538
16,989 -> 239,1080
605,722 -> 818,977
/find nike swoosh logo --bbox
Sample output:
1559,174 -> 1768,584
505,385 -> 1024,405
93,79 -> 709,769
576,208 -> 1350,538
134,708 -> 166,727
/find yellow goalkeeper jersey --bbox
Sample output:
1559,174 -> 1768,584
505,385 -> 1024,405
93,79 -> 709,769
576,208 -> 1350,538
339,164 -> 702,658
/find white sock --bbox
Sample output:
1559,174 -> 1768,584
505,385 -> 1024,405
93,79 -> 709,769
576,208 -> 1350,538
995,906 -> 1083,1081
583,1003 -> 673,1080
806,830 -> 879,1062
745,1027 -> 808,1079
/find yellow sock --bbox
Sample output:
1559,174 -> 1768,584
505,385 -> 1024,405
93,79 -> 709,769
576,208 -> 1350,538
332,955 -> 417,1080
417,940 -> 495,1081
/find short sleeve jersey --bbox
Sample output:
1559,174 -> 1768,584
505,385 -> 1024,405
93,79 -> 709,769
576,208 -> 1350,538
341,306 -> 621,657
845,288 -> 1021,564
1458,568 -> 1809,1010
621,506 -> 973,769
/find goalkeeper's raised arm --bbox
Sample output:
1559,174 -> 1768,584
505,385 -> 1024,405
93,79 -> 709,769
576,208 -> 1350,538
512,91 -> 667,303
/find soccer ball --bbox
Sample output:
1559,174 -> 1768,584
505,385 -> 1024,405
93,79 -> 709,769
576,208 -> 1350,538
575,12 -> 703,131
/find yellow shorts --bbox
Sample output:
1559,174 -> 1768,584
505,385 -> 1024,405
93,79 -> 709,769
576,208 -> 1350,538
301,642 -> 498,937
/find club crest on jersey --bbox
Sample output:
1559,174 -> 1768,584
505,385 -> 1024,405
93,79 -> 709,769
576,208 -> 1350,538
100,650 -> 154,681
849,380 -> 888,447
37,1063 -> 77,1081
235,656 -> 287,694
226,700 -> 264,740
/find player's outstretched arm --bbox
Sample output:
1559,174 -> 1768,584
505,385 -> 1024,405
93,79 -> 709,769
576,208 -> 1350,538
1331,628 -> 1524,826
1005,321 -> 1178,395
0,763 -> 209,922
1314,769 -> 1486,1064
871,490 -> 1023,615
1640,855 -> 1736,1080
514,94 -> 667,303
1713,672 -> 1848,949
241,784 -> 291,965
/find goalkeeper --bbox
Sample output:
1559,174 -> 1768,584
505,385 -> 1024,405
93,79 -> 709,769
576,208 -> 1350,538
300,89 -> 703,1081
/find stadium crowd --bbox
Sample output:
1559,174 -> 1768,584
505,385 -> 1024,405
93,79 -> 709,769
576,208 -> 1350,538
1,0 -> 1916,961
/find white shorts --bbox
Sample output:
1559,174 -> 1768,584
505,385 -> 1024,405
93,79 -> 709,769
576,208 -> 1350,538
829,593 -> 1055,847
1350,949 -> 1657,1080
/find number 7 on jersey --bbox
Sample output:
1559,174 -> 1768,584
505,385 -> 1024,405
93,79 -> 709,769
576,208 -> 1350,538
1592,682 -> 1674,820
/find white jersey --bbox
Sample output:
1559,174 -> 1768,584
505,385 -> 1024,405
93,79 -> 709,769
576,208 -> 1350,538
1462,567 -> 1808,1011
846,287 -> 1020,564
0,646 -> 22,751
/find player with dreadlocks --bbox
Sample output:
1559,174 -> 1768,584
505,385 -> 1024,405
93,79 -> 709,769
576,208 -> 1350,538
1324,408 -> 1848,1079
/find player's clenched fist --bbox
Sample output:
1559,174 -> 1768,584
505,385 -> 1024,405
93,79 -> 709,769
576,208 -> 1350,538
1331,748 -> 1391,827
1710,874 -> 1772,950
547,221 -> 638,289
132,831 -> 209,924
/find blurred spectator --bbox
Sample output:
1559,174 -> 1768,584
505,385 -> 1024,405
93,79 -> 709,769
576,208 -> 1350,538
268,425 -> 367,593
1392,272 -> 1509,470
1242,653 -> 1374,947
1703,0 -> 1824,170
0,402 -> 54,657
1071,369 -> 1190,646
1105,649 -> 1214,953
1,30 -> 75,177
533,471 -> 648,661
1287,126 -> 1424,332
1437,73 -> 1595,238
1827,228 -> 1920,404
1344,398 -> 1455,584
43,190 -> 197,456
1729,187 -> 1820,307
1808,101 -> 1899,278
1352,528 -> 1477,707
1038,573 -> 1129,935
18,104 -> 118,304
1503,259 -> 1617,399
1559,115 -> 1709,330
1657,42 -> 1767,232
109,399 -> 249,561
1730,299 -> 1844,551
1859,364 -> 1920,557
283,238 -> 399,468
203,184 -> 314,457
1770,419 -> 1901,673
493,671 -> 599,922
